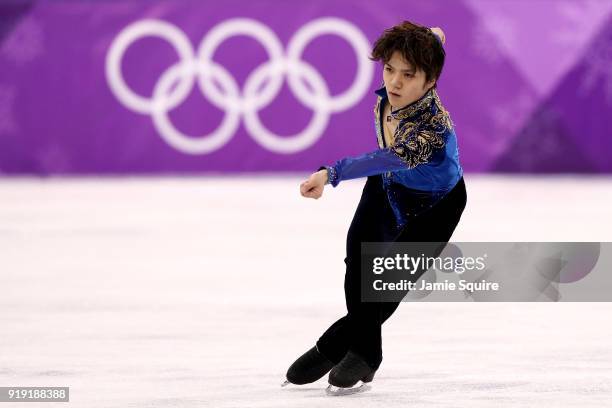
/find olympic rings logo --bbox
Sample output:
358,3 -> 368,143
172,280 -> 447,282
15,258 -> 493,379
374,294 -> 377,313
105,18 -> 373,154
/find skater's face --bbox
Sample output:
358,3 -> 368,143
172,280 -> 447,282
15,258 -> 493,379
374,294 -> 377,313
383,51 -> 435,109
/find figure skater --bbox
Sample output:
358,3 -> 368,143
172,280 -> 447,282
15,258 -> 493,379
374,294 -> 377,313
284,21 -> 466,395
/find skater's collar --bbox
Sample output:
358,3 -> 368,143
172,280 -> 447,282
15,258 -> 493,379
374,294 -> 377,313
374,84 -> 437,121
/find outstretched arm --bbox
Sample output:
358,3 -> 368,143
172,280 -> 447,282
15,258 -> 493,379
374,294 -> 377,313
300,124 -> 446,199
300,148 -> 406,199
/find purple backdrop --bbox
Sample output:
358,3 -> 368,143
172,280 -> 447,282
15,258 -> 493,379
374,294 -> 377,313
1,0 -> 611,174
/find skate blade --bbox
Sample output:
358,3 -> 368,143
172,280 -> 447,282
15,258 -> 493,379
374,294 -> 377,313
280,380 -> 290,387
326,382 -> 371,396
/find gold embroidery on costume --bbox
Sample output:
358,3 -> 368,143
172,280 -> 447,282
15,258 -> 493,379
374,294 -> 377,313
392,127 -> 445,168
377,88 -> 453,168
383,103 -> 399,147
373,95 -> 384,148
390,89 -> 435,121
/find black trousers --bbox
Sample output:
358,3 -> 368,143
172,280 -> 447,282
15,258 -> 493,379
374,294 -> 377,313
316,175 -> 467,370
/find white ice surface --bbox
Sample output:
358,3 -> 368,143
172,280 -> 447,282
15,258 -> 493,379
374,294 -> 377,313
0,175 -> 611,407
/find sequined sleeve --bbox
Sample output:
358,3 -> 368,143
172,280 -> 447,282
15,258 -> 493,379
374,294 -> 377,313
322,149 -> 409,187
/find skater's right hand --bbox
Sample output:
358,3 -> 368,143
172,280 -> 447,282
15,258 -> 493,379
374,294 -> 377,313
300,170 -> 327,200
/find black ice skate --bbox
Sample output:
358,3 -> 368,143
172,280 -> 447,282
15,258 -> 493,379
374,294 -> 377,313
326,350 -> 376,396
282,345 -> 334,386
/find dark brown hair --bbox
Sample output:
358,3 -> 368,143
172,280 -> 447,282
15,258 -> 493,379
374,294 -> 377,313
370,21 -> 445,86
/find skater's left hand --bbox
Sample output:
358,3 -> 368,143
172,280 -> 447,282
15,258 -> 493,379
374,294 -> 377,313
430,27 -> 446,44
300,170 -> 327,199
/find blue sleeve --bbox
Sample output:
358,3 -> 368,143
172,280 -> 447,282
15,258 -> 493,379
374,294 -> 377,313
321,148 -> 407,187
321,127 -> 447,187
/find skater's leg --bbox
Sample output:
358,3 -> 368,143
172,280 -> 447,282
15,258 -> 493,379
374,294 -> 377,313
315,315 -> 349,363
316,176 -> 394,363
286,177 -> 390,384
322,177 -> 467,374
376,177 -> 468,320
347,177 -> 468,369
